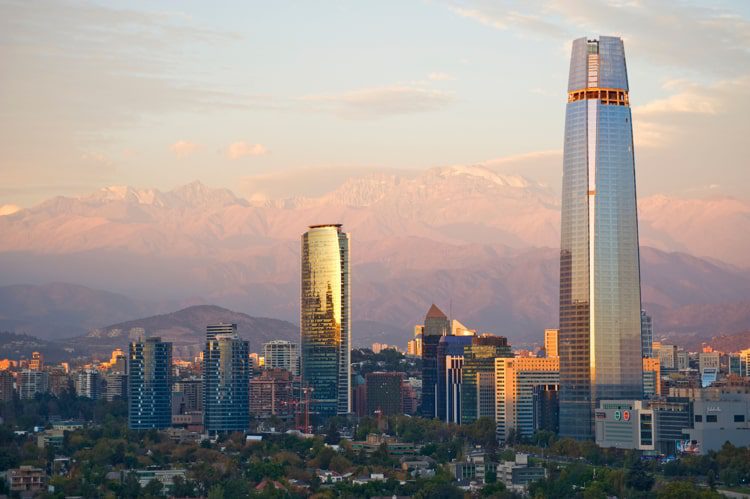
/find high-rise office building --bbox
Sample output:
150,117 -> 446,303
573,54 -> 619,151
300,224 -> 351,417
496,357 -> 560,443
206,323 -> 237,343
643,357 -> 661,398
29,352 -> 43,371
0,371 -> 14,402
18,370 -> 48,400
204,327 -> 250,433
407,325 -> 424,357
263,340 -> 299,375
75,369 -> 102,400
437,334 -> 474,423
559,36 -> 643,439
421,304 -> 450,418
641,311 -> 653,358
544,329 -> 559,358
462,334 -> 513,424
128,337 -> 172,430
365,372 -> 404,417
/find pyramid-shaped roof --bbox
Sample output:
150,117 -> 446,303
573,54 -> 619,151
425,303 -> 447,319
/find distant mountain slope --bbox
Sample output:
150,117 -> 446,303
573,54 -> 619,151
73,305 -> 299,358
0,170 -> 748,349
0,283 -> 164,340
0,331 -> 83,362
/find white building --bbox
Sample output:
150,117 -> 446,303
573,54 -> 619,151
262,340 -> 299,375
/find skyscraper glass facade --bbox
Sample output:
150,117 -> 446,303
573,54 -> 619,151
300,224 -> 351,416
559,36 -> 643,440
204,328 -> 250,433
420,304 -> 450,419
128,337 -> 172,430
462,335 -> 513,424
437,334 -> 473,423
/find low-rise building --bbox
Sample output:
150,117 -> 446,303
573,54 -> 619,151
595,400 -> 655,451
8,465 -> 47,494
496,453 -> 546,492
134,468 -> 187,492
349,433 -> 420,457
448,450 -> 494,484
684,393 -> 750,454
37,429 -> 65,449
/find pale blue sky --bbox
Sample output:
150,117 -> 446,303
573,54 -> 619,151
1,0 -> 748,206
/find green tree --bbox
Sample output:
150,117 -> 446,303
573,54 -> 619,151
207,484 -> 225,499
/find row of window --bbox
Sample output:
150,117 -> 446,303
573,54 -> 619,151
694,414 -> 746,423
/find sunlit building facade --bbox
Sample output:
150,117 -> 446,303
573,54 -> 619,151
263,340 -> 299,375
462,334 -> 513,424
300,224 -> 351,416
495,356 -> 560,443
559,36 -> 643,440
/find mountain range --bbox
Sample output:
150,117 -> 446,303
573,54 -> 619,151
0,165 -> 748,348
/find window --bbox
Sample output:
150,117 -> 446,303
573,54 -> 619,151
707,415 -> 718,423
695,415 -> 702,423
735,415 -> 745,423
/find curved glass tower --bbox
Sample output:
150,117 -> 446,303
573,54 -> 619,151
301,224 -> 351,416
559,36 -> 643,440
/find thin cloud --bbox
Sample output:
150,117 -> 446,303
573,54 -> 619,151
428,72 -> 455,81
170,140 -> 200,158
446,0 -> 750,77
303,84 -> 454,119
226,141 -> 269,160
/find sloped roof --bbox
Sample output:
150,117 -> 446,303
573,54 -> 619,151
425,303 -> 447,319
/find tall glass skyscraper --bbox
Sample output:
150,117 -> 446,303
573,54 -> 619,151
204,325 -> 250,433
420,304 -> 450,418
300,224 -> 351,417
559,36 -> 643,440
128,337 -> 172,430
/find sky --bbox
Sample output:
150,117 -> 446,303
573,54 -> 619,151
1,0 -> 749,207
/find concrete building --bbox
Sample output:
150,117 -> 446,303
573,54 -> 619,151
250,368 -> 295,419
496,454 -> 546,492
104,372 -> 127,401
48,367 -> 70,397
173,377 -> 203,413
262,340 -> 299,375
544,329 -> 558,358
7,466 -> 46,495
595,400 -> 655,451
75,369 -> 102,399
658,345 -> 678,371
448,450 -> 494,483
407,325 -> 424,357
496,357 -> 560,442
643,357 -> 661,398
29,351 -> 44,371
17,369 -> 48,400
0,370 -> 14,402
684,392 -> 750,454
